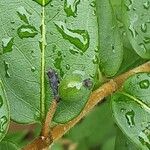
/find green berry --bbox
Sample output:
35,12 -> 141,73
59,72 -> 93,102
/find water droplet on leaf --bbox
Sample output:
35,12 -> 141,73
92,10 -> 96,16
144,36 -> 150,44
129,24 -> 138,38
31,66 -> 36,72
0,96 -> 3,108
125,110 -> 135,127
92,55 -> 99,64
17,6 -> 30,24
69,46 -> 80,55
139,43 -> 147,53
94,46 -> 98,53
125,0 -> 133,10
143,1 -> 150,9
64,0 -> 80,17
55,21 -> 89,52
4,61 -> 11,78
10,21 -> 15,24
121,108 -> 126,113
2,37 -> 14,54
66,64 -> 70,70
0,116 -> 8,133
139,80 -> 150,89
90,1 -> 96,7
17,25 -> 38,39
141,23 -> 147,33
139,124 -> 150,149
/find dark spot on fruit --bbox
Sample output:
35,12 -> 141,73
83,78 -> 93,89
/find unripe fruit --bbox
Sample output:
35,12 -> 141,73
59,72 -> 93,102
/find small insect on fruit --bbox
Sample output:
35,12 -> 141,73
59,71 -> 93,102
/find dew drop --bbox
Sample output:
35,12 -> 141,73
64,0 -> 80,17
143,1 -> 150,9
90,1 -> 96,7
144,36 -> 150,44
129,24 -> 138,38
55,21 -> 89,52
92,10 -> 96,16
94,46 -> 98,53
125,0 -> 133,11
10,21 -> 15,24
0,116 -> 8,133
17,6 -> 30,24
67,80 -> 82,90
138,124 -> 150,149
17,25 -> 38,39
69,46 -> 79,55
66,64 -> 70,70
111,44 -> 115,53
141,23 -> 147,33
139,43 -> 147,53
31,50 -> 36,57
0,96 -> 3,108
2,37 -> 14,54
125,110 -> 135,127
121,108 -> 126,113
31,66 -> 36,72
4,61 -> 11,78
32,0 -> 52,6
92,55 -> 99,64
50,3 -> 54,7
139,79 -> 150,89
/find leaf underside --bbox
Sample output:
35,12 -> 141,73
123,0 -> 150,59
112,73 -> 150,150
0,0 -> 98,124
97,0 -> 123,77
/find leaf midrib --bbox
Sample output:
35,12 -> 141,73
122,92 -> 150,113
40,3 -> 46,120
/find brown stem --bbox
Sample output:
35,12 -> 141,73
51,61 -> 150,142
22,136 -> 51,150
23,61 -> 150,149
41,100 -> 57,137
23,100 -> 58,150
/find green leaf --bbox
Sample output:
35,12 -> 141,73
0,141 -> 19,150
51,143 -> 63,150
66,100 -> 116,150
111,73 -> 150,149
96,0 -> 123,77
116,47 -> 146,75
123,0 -> 150,59
111,0 -> 147,76
0,80 -> 10,142
115,128 -> 140,150
102,136 -> 116,150
0,0 -> 98,123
